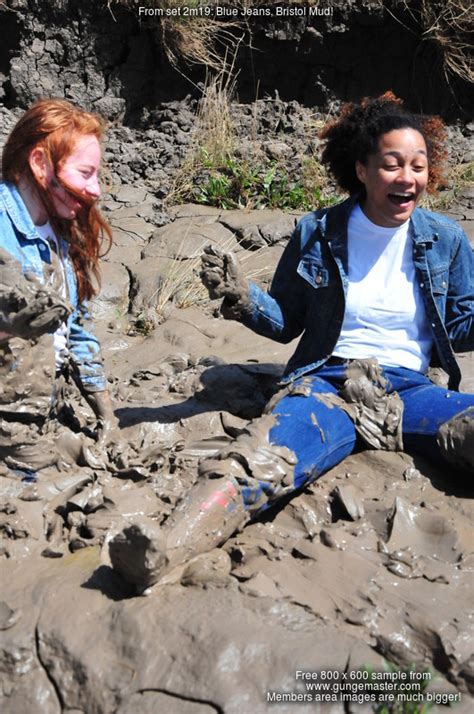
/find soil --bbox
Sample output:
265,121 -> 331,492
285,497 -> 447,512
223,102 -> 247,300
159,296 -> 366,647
1,197 -> 473,713
0,2 -> 473,712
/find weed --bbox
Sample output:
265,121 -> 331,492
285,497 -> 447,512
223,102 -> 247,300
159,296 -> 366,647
169,72 -> 336,212
360,661 -> 434,714
191,155 -> 337,211
107,1 -> 241,71
129,226 -> 268,333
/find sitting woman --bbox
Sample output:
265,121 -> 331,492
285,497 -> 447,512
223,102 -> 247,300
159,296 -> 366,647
109,93 -> 473,593
0,98 -> 119,473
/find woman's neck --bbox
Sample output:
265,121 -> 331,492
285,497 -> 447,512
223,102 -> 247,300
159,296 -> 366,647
17,178 -> 48,225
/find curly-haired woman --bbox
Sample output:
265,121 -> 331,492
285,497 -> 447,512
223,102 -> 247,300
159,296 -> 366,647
110,93 -> 473,593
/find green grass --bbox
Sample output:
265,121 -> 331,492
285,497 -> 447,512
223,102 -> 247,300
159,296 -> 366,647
175,146 -> 337,212
361,661 -> 435,714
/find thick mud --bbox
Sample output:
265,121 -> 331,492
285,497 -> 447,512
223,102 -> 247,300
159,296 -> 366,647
315,358 -> 405,450
1,200 -> 473,713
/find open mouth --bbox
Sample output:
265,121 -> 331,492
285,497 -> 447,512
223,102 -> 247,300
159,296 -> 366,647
388,192 -> 415,207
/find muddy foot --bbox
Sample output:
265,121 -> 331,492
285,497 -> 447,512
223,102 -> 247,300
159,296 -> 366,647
109,522 -> 168,593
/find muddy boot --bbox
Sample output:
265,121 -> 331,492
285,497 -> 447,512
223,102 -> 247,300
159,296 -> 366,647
108,521 -> 168,593
437,407 -> 474,472
109,460 -> 248,593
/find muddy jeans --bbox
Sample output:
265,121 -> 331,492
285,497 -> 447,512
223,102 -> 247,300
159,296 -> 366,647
239,363 -> 474,511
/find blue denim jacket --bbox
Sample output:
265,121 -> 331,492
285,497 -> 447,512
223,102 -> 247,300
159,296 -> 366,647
240,195 -> 473,390
0,181 -> 107,392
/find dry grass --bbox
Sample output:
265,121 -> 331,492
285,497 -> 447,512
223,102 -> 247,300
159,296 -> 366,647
390,0 -> 473,84
133,226 -> 268,332
107,1 -> 241,71
167,68 -> 237,205
168,68 -> 335,211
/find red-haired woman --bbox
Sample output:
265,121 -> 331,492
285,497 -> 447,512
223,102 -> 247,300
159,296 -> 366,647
0,98 -> 118,472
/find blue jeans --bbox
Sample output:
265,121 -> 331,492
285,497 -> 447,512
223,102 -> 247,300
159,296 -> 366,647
240,364 -> 474,511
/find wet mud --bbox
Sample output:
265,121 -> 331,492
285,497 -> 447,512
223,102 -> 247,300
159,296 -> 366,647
437,406 -> 474,471
316,358 -> 405,450
1,203 -> 473,713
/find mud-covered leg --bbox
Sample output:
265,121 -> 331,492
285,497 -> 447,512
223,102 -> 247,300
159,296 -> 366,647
437,407 -> 474,472
109,376 -> 357,592
266,375 -> 358,492
108,414 -> 297,591
109,462 -> 248,593
398,378 -> 474,471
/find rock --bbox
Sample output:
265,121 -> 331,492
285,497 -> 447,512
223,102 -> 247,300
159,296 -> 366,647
143,220 -> 237,261
112,186 -> 151,205
93,96 -> 126,120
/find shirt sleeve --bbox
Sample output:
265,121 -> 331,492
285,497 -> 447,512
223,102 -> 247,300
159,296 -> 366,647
67,300 -> 108,392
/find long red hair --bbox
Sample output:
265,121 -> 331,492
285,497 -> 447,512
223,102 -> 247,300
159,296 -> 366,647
2,98 -> 112,302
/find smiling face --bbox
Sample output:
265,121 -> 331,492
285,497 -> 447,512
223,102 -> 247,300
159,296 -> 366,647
48,134 -> 102,219
29,133 -> 102,222
356,128 -> 428,227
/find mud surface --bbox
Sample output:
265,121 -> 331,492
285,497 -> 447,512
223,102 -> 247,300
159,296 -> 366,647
1,196 -> 473,713
1,4 -> 473,706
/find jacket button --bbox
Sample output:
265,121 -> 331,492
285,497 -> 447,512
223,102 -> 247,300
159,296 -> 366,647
315,276 -> 322,284
420,282 -> 424,288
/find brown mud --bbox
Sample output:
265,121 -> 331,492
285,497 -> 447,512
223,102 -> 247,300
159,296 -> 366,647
315,358 -> 405,451
1,200 -> 473,713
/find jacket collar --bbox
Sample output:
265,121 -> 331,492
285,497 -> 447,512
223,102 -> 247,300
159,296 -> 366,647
409,207 -> 439,244
0,182 -> 39,240
1,181 -> 71,255
316,194 -> 358,242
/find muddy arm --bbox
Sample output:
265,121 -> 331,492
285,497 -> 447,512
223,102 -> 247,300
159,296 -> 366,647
67,300 -> 108,393
238,225 -> 307,343
0,247 -> 72,340
85,389 -> 118,431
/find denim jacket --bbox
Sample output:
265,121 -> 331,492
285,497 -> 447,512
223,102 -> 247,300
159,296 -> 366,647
0,181 -> 107,393
240,195 -> 473,390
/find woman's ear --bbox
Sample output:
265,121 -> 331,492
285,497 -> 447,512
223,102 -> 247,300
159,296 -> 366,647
28,146 -> 50,185
355,160 -> 367,185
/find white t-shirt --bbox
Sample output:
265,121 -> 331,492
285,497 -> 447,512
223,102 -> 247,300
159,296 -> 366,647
333,204 -> 433,372
35,221 -> 68,368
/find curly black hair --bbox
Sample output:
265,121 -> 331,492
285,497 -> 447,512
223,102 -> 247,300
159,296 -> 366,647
320,92 -> 447,195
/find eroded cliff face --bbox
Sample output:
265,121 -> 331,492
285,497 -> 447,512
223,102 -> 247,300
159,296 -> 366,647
1,0 -> 472,124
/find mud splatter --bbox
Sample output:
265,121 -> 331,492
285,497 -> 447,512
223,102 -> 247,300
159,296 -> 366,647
437,406 -> 474,471
315,358 -> 404,450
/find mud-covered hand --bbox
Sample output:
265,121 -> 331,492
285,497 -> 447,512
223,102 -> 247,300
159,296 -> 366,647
5,287 -> 72,340
0,248 -> 72,340
200,244 -> 250,318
